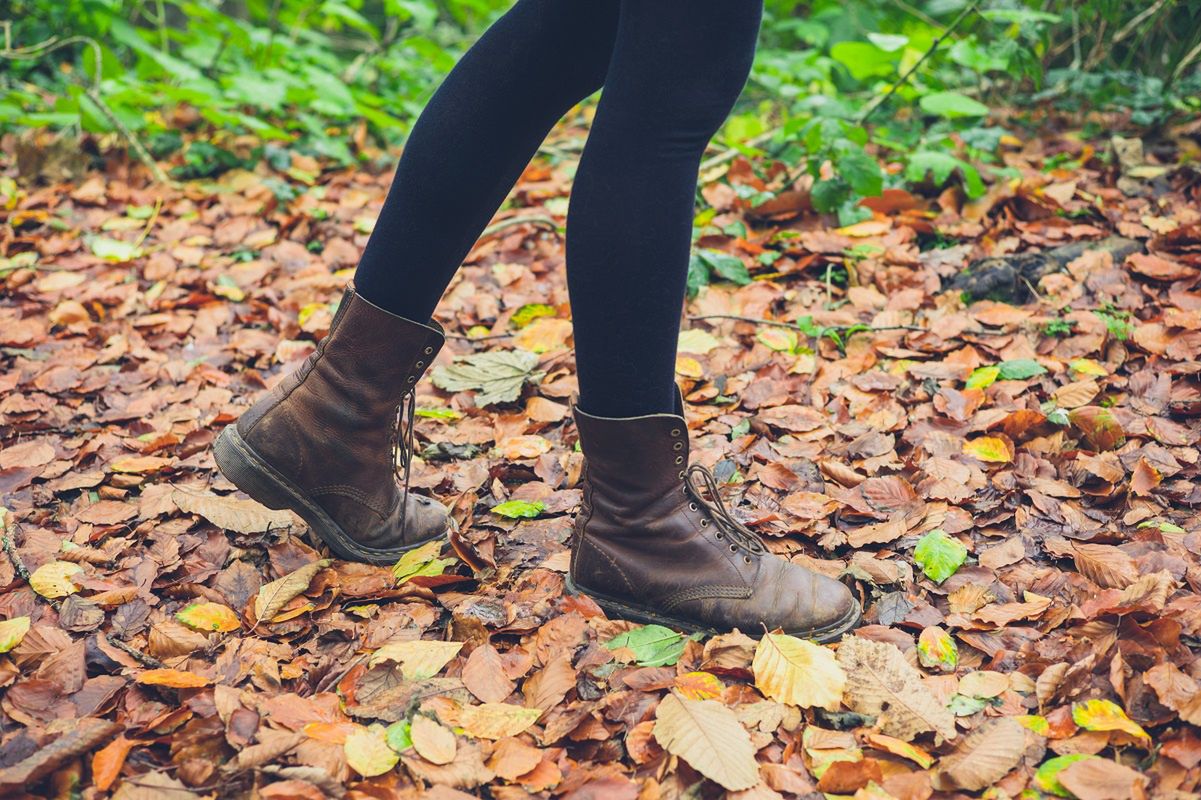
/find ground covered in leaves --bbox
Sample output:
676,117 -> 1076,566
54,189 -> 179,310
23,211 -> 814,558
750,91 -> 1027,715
2,124 -> 1201,800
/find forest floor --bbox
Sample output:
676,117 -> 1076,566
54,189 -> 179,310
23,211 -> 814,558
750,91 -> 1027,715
1,122 -> 1201,800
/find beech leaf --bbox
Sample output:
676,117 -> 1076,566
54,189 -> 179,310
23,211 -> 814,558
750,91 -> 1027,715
837,636 -> 957,741
253,559 -> 329,624
752,633 -> 846,710
652,692 -> 760,791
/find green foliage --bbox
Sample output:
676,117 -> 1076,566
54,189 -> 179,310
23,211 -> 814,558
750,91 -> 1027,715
1042,317 -> 1076,338
913,529 -> 967,584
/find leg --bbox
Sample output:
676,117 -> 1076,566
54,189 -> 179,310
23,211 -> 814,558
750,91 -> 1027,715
567,0 -> 762,417
566,0 -> 861,640
355,0 -> 620,321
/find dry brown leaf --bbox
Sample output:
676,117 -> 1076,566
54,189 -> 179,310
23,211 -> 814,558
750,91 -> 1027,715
412,715 -> 457,765
1145,662 -> 1201,724
935,717 -> 1025,790
254,560 -> 329,624
1058,757 -> 1148,799
462,643 -> 515,704
652,692 -> 760,791
836,636 -> 956,741
172,489 -> 295,534
1071,543 -> 1137,589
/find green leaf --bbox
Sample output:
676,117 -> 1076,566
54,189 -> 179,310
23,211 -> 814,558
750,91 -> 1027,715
510,303 -> 556,330
830,41 -> 898,80
947,694 -> 988,716
605,624 -> 694,667
905,152 -> 986,199
491,500 -> 544,519
1035,754 -> 1097,797
89,236 -> 143,262
997,359 -> 1047,380
429,350 -> 542,406
697,249 -> 750,285
917,627 -> 958,672
866,33 -> 909,53
913,529 -> 967,584
811,178 -> 849,214
392,539 -> 456,584
835,144 -> 884,198
965,366 -> 1000,389
919,91 -> 990,119
385,719 -> 413,753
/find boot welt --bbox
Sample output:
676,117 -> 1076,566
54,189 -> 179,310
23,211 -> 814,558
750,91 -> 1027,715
213,424 -> 450,564
566,574 -> 861,644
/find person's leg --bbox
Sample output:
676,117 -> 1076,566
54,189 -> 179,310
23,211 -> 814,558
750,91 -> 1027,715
565,0 -> 861,639
566,0 -> 762,418
354,0 -> 620,321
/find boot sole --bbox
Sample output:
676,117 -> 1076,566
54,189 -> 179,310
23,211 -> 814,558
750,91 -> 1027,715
566,574 -> 862,644
213,424 -> 450,565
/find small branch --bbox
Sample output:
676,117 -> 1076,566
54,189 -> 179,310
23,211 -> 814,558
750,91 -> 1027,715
697,129 -> 779,174
105,634 -> 165,668
1,532 -> 30,584
856,0 -> 983,125
687,315 -> 924,334
478,214 -> 560,240
445,331 -> 513,342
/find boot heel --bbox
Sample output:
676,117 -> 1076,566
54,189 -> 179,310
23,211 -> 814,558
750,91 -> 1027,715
213,426 -> 294,511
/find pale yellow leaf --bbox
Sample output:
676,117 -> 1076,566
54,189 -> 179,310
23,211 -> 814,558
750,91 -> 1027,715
369,640 -> 463,681
253,559 -> 329,623
411,715 -> 457,765
837,636 -> 956,741
30,561 -> 83,599
344,724 -> 399,777
753,633 -> 845,711
172,489 -> 294,534
457,703 -> 542,740
652,692 -> 760,791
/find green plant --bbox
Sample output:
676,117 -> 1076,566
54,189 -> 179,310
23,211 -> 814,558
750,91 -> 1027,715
1095,304 -> 1133,341
1042,317 -> 1076,338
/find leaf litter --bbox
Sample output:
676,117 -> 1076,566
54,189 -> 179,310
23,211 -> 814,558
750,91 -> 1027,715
1,123 -> 1201,798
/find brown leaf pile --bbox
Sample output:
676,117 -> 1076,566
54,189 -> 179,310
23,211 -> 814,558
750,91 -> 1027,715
2,125 -> 1201,799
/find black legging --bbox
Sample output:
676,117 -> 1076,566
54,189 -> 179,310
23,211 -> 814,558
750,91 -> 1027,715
354,0 -> 764,417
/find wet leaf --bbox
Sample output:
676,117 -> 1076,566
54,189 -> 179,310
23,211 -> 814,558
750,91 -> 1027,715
176,601 -> 241,633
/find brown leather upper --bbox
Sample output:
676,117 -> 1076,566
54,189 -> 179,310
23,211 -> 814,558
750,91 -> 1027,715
236,286 -> 447,552
571,396 -> 858,636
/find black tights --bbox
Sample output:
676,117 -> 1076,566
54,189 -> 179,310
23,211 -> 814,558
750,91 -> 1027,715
354,0 -> 763,417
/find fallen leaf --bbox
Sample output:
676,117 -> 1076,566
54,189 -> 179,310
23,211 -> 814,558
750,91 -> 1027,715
457,703 -> 541,739
837,636 -> 956,741
344,724 -> 399,777
753,633 -> 846,711
936,717 -> 1025,791
1072,699 -> 1150,744
172,489 -> 294,534
411,714 -> 457,765
653,692 -> 760,791
29,561 -> 83,599
176,601 -> 241,633
254,560 -> 329,623
369,640 -> 463,680
135,668 -> 211,688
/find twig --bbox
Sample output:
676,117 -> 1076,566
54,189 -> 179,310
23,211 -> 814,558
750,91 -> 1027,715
105,634 -> 166,669
1,532 -> 30,584
697,129 -> 779,174
856,0 -> 983,125
445,331 -> 514,341
0,31 -> 171,185
1112,0 -> 1170,45
478,214 -> 560,240
686,314 -> 924,334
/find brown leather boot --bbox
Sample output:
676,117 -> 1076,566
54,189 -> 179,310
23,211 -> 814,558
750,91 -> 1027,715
213,285 -> 451,564
568,396 -> 861,642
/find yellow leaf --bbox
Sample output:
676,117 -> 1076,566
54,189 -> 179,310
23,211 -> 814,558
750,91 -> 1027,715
135,669 -> 211,688
345,724 -> 399,777
1069,358 -> 1108,378
110,456 -> 172,474
838,219 -> 890,237
1017,714 -> 1050,735
302,721 -> 360,744
866,733 -> 934,768
675,355 -> 704,379
1072,699 -> 1150,743
753,633 -> 845,711
653,692 -> 759,791
962,436 -> 1013,464
457,703 -> 542,740
176,601 -> 241,633
674,671 -> 724,701
410,715 -> 457,765
253,559 -> 329,623
30,561 -> 83,599
837,636 -> 956,742
0,616 -> 31,653
513,318 -> 572,354
369,640 -> 463,680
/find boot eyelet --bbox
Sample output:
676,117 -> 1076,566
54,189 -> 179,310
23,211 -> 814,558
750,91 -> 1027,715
729,544 -> 737,553
744,556 -> 752,564
700,519 -> 709,527
415,360 -> 425,368
672,442 -> 683,451
674,456 -> 684,464
678,471 -> 685,479
407,376 -> 416,383
689,502 -> 697,511
423,346 -> 434,354
715,532 -> 723,539
671,428 -> 681,437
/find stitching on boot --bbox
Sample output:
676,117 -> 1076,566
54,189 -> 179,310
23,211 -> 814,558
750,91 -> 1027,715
310,485 -> 391,520
570,462 -> 594,581
661,584 -> 752,612
579,537 -> 637,598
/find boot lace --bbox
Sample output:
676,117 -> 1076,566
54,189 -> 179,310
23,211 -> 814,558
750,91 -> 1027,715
390,389 -> 418,540
684,464 -> 765,558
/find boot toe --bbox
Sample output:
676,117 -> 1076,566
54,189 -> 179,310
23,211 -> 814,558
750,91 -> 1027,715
783,573 -> 859,641
400,493 -> 452,547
